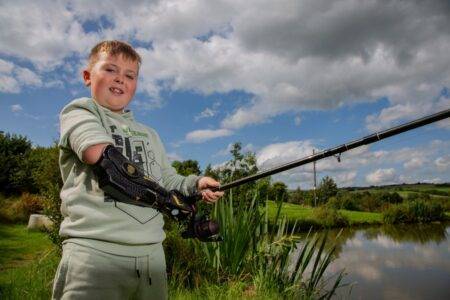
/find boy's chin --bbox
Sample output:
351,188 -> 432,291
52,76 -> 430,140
95,100 -> 126,112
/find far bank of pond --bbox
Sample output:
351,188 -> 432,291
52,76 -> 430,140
266,200 -> 450,230
293,222 -> 450,300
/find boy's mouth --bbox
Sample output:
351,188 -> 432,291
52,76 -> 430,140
109,87 -> 124,95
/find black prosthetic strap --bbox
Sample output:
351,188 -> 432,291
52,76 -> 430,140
95,145 -> 167,208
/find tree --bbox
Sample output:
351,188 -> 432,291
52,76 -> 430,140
289,187 -> 304,204
316,176 -> 338,205
203,142 -> 259,202
0,132 -> 32,194
255,177 -> 271,200
172,159 -> 201,176
269,181 -> 288,202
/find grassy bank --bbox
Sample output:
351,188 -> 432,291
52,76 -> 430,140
0,224 -> 59,299
0,224 -> 344,299
266,200 -> 383,229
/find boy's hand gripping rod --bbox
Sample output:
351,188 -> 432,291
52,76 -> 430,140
214,108 -> 450,192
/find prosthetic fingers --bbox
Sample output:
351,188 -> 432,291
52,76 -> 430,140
94,145 -> 221,242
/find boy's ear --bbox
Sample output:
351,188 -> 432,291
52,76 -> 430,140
83,70 -> 91,87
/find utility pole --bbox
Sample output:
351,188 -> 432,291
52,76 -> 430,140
313,149 -> 317,207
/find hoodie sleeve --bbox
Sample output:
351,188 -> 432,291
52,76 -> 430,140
59,99 -> 114,162
149,129 -> 200,196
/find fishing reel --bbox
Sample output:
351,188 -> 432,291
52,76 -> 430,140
168,191 -> 222,242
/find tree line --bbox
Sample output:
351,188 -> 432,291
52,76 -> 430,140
0,132 -> 342,205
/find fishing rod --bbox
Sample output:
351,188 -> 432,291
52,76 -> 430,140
216,108 -> 450,191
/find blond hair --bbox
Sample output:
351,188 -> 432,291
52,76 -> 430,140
87,40 -> 141,70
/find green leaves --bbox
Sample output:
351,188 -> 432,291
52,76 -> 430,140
192,192 -> 346,297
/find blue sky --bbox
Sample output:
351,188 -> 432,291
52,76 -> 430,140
1,0 -> 449,188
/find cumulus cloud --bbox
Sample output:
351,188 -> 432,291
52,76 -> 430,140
1,0 -> 449,125
195,102 -> 220,121
0,0 -> 99,69
11,104 -> 23,112
0,59 -> 14,73
403,157 -> 426,171
0,58 -> 43,92
215,142 -> 255,157
257,140 -> 315,169
238,138 -> 450,189
14,67 -> 42,87
366,93 -> 450,131
434,156 -> 450,172
0,75 -> 20,93
166,152 -> 183,162
366,168 -> 396,185
185,128 -> 233,143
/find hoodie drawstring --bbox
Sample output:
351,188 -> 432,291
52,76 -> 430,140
135,256 -> 151,285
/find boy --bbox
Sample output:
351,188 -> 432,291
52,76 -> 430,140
52,40 -> 223,299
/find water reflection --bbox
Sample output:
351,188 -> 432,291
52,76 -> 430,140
294,223 -> 450,300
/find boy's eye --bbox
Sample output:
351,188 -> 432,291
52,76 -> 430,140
126,75 -> 135,80
106,68 -> 115,72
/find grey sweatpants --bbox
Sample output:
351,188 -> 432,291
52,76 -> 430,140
52,242 -> 167,300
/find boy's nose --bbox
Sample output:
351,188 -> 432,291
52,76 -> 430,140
114,75 -> 124,84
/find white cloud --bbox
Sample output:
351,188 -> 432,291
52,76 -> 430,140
403,157 -> 426,170
257,140 -> 315,170
366,94 -> 450,131
247,138 -> 450,189
195,103 -> 220,121
185,128 -> 233,143
14,67 -> 42,87
11,104 -> 23,112
0,0 -> 99,70
0,58 -> 14,73
1,0 -> 449,123
167,152 -> 183,162
434,156 -> 450,172
0,58 -> 43,92
366,168 -> 396,185
215,142 -> 255,156
0,75 -> 19,93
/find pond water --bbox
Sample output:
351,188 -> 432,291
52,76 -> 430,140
297,223 -> 450,300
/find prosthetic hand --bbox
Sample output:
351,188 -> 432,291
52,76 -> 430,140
94,145 -> 221,242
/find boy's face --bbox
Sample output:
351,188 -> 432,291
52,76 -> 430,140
83,52 -> 139,113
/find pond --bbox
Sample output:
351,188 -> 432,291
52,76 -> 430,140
296,223 -> 450,299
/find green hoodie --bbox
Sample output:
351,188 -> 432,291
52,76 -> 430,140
58,97 -> 199,253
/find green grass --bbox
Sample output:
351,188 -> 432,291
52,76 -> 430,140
169,280 -> 280,299
357,184 -> 450,198
266,201 -> 382,228
0,224 -> 59,299
266,201 -> 313,219
340,210 -> 383,224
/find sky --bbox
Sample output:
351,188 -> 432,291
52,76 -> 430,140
1,0 -> 449,189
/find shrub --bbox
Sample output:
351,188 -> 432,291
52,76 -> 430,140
359,193 -> 383,212
421,189 -> 449,197
328,192 -> 360,211
188,193 -> 347,297
0,193 -> 44,223
0,133 -> 32,194
383,200 -> 445,224
382,205 -> 410,224
312,206 -> 349,228
163,221 -> 208,288
407,193 -> 430,201
377,191 -> 403,205
42,183 -> 64,247
18,193 -> 45,215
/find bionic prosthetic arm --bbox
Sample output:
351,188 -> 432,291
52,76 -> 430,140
94,145 -> 221,242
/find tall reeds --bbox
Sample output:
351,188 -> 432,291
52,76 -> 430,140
191,190 -> 346,298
